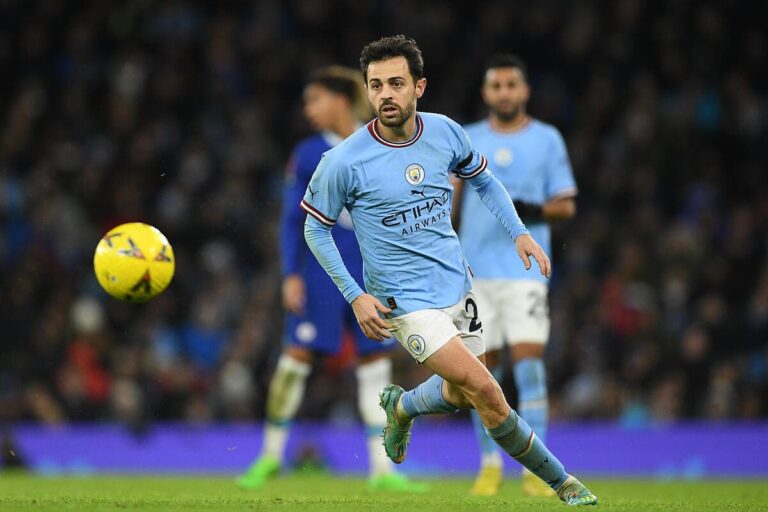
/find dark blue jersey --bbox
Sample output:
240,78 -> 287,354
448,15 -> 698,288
280,132 -> 363,285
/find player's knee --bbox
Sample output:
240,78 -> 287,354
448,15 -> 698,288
465,376 -> 503,409
484,349 -> 501,369
284,346 -> 314,364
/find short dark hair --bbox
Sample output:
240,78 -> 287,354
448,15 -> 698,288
308,66 -> 361,104
307,66 -> 373,122
484,54 -> 528,82
359,35 -> 424,82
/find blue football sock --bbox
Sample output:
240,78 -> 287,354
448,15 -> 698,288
486,409 -> 568,490
514,358 -> 548,442
400,374 -> 459,418
470,365 -> 503,462
471,408 -> 501,463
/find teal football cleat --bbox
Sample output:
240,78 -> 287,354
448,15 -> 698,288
379,384 -> 413,464
556,475 -> 598,506
236,455 -> 280,490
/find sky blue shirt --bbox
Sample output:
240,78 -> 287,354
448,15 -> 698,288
460,118 -> 577,283
301,112 -> 528,317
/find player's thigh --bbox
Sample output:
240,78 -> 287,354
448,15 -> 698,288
443,292 -> 487,360
501,280 -> 550,348
421,336 -> 490,388
470,280 -> 502,352
388,308 -> 461,363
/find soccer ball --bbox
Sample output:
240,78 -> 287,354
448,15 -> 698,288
93,222 -> 175,303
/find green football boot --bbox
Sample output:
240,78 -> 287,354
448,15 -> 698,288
556,475 -> 598,506
236,455 -> 281,490
368,472 -> 428,493
379,384 -> 413,464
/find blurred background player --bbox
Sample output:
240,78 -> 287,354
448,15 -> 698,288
237,66 -> 424,493
453,54 -> 577,497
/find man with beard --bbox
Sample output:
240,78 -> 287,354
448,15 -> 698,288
300,35 -> 596,506
237,66 -> 424,493
452,55 -> 577,497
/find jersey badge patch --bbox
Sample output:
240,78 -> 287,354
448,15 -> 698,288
407,334 -> 426,356
405,164 -> 425,185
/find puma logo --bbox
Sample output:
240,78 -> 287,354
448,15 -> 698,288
410,187 -> 426,199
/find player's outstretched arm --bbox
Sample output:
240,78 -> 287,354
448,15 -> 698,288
467,169 -> 551,277
304,216 -> 391,341
280,178 -> 309,314
282,275 -> 306,315
303,215 -> 365,303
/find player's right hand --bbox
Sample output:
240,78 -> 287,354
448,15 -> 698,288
514,233 -> 552,278
351,293 -> 392,341
282,274 -> 306,314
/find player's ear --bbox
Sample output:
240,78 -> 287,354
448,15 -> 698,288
415,77 -> 427,98
481,82 -> 490,104
521,82 -> 531,103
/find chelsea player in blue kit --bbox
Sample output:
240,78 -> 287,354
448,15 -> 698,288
454,55 -> 578,497
238,66 -> 424,493
301,36 -> 597,506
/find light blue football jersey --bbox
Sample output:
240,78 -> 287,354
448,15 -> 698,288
301,112 -> 512,317
460,118 -> 577,283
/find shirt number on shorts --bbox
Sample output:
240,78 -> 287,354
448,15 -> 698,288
527,289 -> 548,320
465,298 -> 483,332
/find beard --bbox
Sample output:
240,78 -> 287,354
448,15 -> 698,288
378,101 -> 415,128
490,103 -> 522,122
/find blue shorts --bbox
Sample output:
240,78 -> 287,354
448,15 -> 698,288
284,274 -> 397,356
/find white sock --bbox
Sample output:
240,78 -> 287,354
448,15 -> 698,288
262,424 -> 289,461
261,354 -> 311,462
356,358 -> 393,478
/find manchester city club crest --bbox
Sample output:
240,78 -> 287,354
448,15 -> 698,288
407,334 -> 426,356
405,164 -> 425,185
494,148 -> 514,167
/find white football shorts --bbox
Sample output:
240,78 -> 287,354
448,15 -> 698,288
387,293 -> 485,363
472,279 -> 550,351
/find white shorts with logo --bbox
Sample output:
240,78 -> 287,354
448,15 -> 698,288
472,279 -> 550,352
388,293 -> 485,363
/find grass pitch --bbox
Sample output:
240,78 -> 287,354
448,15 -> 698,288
0,472 -> 766,511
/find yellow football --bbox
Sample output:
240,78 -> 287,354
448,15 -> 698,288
93,222 -> 175,303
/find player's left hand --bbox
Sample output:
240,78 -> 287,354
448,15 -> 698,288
514,234 -> 551,278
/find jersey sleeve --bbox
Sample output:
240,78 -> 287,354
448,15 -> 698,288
469,168 -> 529,240
279,149 -> 308,276
304,217 -> 365,304
545,129 -> 578,199
300,152 -> 351,227
446,118 -> 489,180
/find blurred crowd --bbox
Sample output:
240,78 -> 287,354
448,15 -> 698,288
0,0 -> 766,429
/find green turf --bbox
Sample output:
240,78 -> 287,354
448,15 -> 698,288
0,472 -> 766,511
